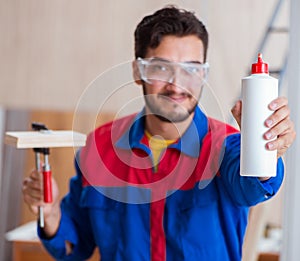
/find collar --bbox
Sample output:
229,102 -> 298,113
115,106 -> 208,158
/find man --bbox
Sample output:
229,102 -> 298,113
23,6 -> 296,261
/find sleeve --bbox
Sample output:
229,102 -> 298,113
38,151 -> 96,260
218,133 -> 284,206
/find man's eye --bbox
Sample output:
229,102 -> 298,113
149,64 -> 168,72
185,66 -> 200,74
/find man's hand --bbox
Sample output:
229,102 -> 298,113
23,170 -> 61,237
231,97 -> 296,158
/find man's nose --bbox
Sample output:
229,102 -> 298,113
166,68 -> 185,91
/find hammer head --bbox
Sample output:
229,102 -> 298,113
32,122 -> 49,131
31,122 -> 50,154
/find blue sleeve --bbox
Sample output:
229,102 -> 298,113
219,133 -> 284,206
38,152 -> 96,260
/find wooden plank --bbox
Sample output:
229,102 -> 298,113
13,241 -> 55,261
4,130 -> 86,148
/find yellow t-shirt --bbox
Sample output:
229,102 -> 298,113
145,130 -> 176,172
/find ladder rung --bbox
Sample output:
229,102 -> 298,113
269,69 -> 282,75
268,27 -> 289,33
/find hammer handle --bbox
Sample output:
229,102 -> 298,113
43,169 -> 52,203
34,152 -> 44,228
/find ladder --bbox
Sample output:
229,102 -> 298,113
253,0 -> 289,91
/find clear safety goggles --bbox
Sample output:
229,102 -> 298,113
137,57 -> 209,88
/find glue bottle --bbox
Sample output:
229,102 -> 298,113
240,53 -> 278,177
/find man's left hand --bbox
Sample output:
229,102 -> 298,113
231,97 -> 296,158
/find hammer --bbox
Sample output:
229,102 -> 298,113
31,122 -> 52,228
5,123 -> 86,228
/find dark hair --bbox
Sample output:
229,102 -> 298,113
134,6 -> 209,61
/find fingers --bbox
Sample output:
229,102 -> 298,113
231,100 -> 242,128
264,97 -> 296,157
264,106 -> 290,140
265,119 -> 295,149
268,96 -> 288,111
22,170 -> 44,207
265,97 -> 289,127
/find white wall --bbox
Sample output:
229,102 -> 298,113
0,0 -> 289,122
0,0 -> 293,259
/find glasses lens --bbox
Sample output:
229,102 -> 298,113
143,60 -> 173,83
138,58 -> 209,87
181,63 -> 208,80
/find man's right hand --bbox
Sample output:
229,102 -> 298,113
22,170 -> 61,237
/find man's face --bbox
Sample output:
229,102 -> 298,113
140,35 -> 206,123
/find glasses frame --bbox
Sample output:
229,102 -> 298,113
136,57 -> 209,85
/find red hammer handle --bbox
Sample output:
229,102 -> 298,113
43,170 -> 52,203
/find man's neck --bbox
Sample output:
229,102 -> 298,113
145,112 -> 194,140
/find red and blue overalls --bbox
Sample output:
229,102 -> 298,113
39,106 -> 284,261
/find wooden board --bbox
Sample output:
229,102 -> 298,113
5,130 -> 86,148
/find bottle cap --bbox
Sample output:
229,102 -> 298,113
251,53 -> 269,74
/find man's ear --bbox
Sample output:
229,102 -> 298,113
132,60 -> 143,85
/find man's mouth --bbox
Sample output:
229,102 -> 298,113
159,92 -> 190,103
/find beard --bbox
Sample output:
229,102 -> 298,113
143,85 -> 201,123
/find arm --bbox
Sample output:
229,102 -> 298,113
23,151 -> 96,260
218,96 -> 295,206
219,133 -> 284,206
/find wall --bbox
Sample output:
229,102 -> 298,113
0,0 -> 290,260
0,0 -> 289,121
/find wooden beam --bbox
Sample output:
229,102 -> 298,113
5,131 -> 86,149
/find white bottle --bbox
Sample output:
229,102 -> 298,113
240,53 -> 278,177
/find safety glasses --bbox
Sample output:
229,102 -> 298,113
136,57 -> 209,87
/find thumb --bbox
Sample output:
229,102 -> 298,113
231,100 -> 242,128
